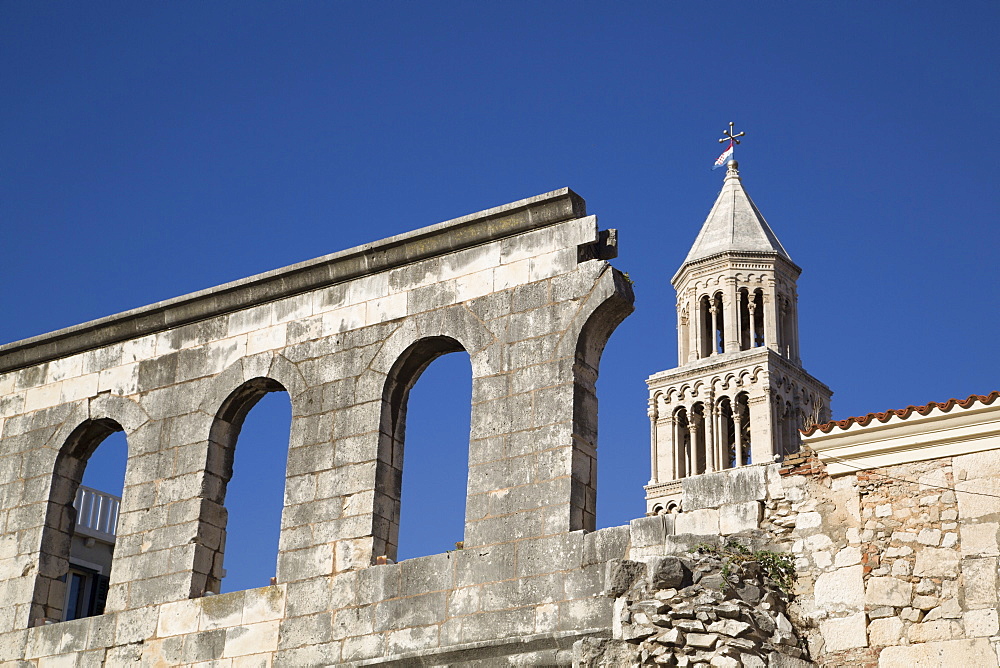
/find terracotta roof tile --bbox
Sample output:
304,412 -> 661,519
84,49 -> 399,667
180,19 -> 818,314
800,391 -> 1000,437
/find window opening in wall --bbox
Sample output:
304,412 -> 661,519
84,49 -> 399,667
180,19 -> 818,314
691,402 -> 706,475
712,293 -> 725,355
699,296 -> 713,358
752,289 -> 765,347
738,288 -> 751,350
31,420 -> 126,625
395,349 -> 472,562
216,388 -> 292,594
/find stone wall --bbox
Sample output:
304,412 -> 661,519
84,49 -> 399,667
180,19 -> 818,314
768,450 -> 1000,667
0,189 -> 643,665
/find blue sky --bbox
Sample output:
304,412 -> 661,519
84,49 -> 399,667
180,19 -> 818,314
3,3 -> 998,592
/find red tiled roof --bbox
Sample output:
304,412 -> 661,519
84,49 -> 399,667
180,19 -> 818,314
801,391 -> 1000,437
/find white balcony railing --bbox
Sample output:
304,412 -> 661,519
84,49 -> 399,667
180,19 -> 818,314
73,486 -> 120,541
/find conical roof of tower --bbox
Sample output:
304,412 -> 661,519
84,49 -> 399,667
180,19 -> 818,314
681,161 -> 791,266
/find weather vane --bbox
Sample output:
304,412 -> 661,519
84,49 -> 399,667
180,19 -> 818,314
713,122 -> 745,170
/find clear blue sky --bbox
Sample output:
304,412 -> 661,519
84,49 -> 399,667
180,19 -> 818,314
3,3 -> 997,592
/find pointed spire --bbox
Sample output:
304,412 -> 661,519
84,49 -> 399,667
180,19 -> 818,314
681,160 -> 792,266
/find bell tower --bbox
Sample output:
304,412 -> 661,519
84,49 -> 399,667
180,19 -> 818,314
645,148 -> 832,514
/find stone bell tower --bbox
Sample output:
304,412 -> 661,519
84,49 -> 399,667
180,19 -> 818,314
645,157 -> 832,513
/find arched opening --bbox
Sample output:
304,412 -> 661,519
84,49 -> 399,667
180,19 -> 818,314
204,378 -> 291,595
32,419 -> 126,624
734,392 -> 751,466
690,403 -> 706,475
738,288 -> 752,350
699,295 -> 712,358
718,396 -> 734,469
752,289 -> 765,347
375,336 -> 471,563
712,292 -> 725,354
673,407 -> 691,478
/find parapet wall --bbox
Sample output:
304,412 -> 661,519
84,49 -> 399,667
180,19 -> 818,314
0,189 -> 637,664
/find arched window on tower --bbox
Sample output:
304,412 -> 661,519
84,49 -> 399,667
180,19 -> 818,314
734,392 -> 751,466
752,289 -> 765,347
33,420 -> 127,624
673,406 -> 691,479
699,296 -> 713,358
712,292 -> 725,355
718,396 -> 735,469
690,403 -> 706,475
738,288 -> 752,350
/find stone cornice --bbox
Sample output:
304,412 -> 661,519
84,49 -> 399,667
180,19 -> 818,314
0,189 -> 586,373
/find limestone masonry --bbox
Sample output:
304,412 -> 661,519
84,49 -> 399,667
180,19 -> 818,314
0,174 -> 998,667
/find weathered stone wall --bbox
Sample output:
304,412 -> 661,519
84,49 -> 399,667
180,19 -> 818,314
767,449 -> 1000,667
0,189 -> 642,665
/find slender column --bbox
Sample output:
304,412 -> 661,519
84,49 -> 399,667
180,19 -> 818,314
764,282 -> 780,352
715,407 -> 727,469
677,305 -> 688,365
648,399 -> 658,483
675,415 -> 686,479
705,397 -> 716,473
747,300 -> 758,347
709,304 -> 719,355
688,295 -> 699,362
725,279 -> 739,352
733,411 -> 744,468
685,420 -> 698,476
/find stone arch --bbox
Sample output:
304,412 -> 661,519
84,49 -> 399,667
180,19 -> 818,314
30,410 -> 127,625
197,376 -> 291,596
373,335 -> 470,562
561,267 -> 634,531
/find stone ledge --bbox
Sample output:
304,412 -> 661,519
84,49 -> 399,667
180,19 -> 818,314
0,188 -> 586,373
350,627 -> 607,666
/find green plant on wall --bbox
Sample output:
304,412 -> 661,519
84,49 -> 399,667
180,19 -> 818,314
693,540 -> 796,594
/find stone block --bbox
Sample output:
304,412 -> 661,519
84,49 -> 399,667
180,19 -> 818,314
582,525 -> 630,565
461,607 -> 534,643
719,501 -> 762,535
157,599 -> 201,637
374,592 -> 447,632
682,465 -> 767,511
813,565 -> 864,612
963,608 -> 998,637
878,638 -> 995,668
913,547 -> 960,578
907,620 -> 960,643
387,625 -> 439,655
199,590 -> 245,630
956,478 -> 1000,519
961,556 -> 998,607
674,508 -> 720,536
223,621 -> 280,658
867,616 -> 903,646
960,522 -> 999,556
865,577 -> 912,608
400,553 -> 455,593
243,585 -> 286,624
629,515 -> 672,548
281,611 -> 333,648
819,612 -> 867,652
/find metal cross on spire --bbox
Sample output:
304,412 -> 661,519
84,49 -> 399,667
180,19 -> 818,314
719,121 -> 745,146
712,122 -> 745,171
